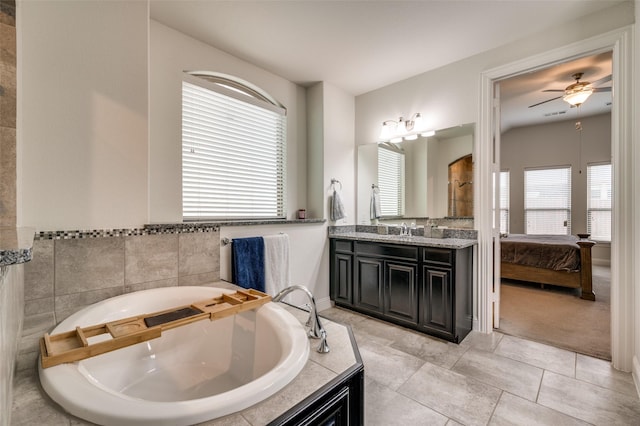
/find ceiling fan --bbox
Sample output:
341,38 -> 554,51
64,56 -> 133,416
528,72 -> 612,108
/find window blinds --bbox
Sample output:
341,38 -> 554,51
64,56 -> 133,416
525,166 -> 571,235
182,77 -> 286,220
377,146 -> 405,216
587,163 -> 612,241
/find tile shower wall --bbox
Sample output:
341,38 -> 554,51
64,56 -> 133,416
20,228 -> 221,360
1,264 -> 24,426
0,0 -> 16,227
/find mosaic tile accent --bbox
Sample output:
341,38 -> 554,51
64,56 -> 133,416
34,225 -> 220,241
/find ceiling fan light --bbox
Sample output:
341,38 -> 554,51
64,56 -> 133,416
563,89 -> 593,106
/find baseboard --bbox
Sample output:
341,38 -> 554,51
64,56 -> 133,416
592,258 -> 611,267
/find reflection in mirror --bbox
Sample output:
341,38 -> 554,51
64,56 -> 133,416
357,123 -> 474,225
448,154 -> 473,217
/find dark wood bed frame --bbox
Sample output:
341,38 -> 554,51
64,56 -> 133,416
500,236 -> 596,301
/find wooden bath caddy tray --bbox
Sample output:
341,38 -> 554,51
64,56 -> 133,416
40,289 -> 271,369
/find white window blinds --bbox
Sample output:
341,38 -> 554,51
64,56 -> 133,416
499,171 -> 510,234
525,166 -> 571,235
377,145 -> 405,216
587,163 -> 612,242
182,75 -> 286,220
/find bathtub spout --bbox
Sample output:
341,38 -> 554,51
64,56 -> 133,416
273,285 -> 330,353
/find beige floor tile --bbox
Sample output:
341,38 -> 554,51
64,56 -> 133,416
365,377 -> 448,426
575,353 -> 638,398
495,334 -> 576,377
358,338 -> 425,391
390,327 -> 469,369
398,362 -> 502,426
489,392 -> 591,425
538,370 -> 640,425
452,347 -> 544,401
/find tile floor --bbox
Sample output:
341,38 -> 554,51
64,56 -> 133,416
10,305 -> 640,425
319,306 -> 640,426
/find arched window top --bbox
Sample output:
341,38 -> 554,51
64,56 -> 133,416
185,71 -> 285,112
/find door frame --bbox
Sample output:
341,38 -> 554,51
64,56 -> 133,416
476,26 -> 634,371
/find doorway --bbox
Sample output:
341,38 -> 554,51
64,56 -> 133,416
476,26 -> 634,370
495,53 -> 613,359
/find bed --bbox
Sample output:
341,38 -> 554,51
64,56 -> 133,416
500,233 -> 596,301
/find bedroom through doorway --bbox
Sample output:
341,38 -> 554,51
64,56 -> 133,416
495,52 -> 613,360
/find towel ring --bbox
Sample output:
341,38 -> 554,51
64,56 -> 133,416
331,178 -> 342,190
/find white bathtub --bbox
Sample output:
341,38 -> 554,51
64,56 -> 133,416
39,286 -> 310,426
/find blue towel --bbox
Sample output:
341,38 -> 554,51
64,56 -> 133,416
232,237 -> 265,292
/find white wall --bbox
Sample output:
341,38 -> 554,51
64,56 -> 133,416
19,0 -> 149,230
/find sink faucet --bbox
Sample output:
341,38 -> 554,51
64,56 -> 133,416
400,222 -> 408,236
273,285 -> 330,353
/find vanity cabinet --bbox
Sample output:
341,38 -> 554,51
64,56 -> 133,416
420,246 -> 473,343
353,242 -> 419,326
330,239 -> 354,306
330,238 -> 473,343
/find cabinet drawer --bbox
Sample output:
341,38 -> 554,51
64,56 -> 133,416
356,242 -> 418,261
423,247 -> 453,265
334,240 -> 354,253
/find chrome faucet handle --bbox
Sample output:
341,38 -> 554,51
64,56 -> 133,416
317,329 -> 330,353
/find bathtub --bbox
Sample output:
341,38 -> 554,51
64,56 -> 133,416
39,286 -> 311,426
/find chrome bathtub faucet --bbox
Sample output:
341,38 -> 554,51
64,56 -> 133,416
273,285 -> 330,353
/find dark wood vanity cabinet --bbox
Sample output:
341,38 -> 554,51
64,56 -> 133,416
420,246 -> 473,343
330,238 -> 473,343
330,239 -> 354,306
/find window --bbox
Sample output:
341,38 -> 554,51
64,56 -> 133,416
587,163 -> 612,242
499,170 -> 510,233
181,73 -> 287,220
377,144 -> 405,216
525,166 -> 571,235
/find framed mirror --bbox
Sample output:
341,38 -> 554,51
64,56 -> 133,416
357,123 -> 474,225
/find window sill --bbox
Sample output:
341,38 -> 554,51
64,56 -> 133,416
145,218 -> 326,231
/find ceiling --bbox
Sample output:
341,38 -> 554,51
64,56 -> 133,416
499,51 -> 612,132
150,0 -> 620,130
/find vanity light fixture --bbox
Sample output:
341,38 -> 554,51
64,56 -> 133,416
378,113 -> 433,142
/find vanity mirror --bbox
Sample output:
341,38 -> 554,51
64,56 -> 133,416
357,123 -> 474,225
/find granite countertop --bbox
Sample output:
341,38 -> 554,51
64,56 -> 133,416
329,231 -> 477,249
0,227 -> 35,266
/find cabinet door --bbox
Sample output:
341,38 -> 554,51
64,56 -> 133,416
355,257 -> 384,313
420,265 -> 453,337
332,253 -> 353,305
384,261 -> 418,325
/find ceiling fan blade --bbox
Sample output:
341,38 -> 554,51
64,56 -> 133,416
528,96 -> 562,108
593,87 -> 611,92
542,89 -> 564,92
591,74 -> 612,87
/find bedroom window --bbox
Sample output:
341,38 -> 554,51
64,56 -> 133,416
499,170 -> 510,233
378,144 -> 405,216
524,166 -> 571,235
587,163 -> 612,242
181,73 -> 287,220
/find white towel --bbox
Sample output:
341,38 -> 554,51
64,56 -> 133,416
370,187 -> 381,219
263,234 -> 290,296
330,190 -> 346,221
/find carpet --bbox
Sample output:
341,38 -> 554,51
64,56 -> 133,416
497,265 -> 611,360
